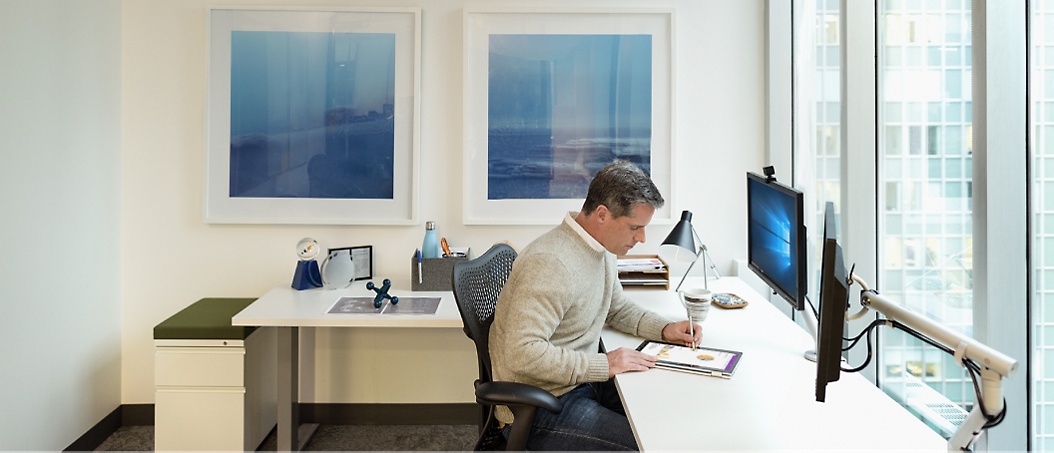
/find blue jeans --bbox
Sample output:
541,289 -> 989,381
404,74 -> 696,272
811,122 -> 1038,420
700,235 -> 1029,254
504,379 -> 639,451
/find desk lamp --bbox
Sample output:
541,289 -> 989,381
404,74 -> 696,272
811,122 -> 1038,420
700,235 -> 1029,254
661,210 -> 720,292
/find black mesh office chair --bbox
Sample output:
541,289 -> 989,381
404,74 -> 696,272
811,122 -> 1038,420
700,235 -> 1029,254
452,243 -> 562,451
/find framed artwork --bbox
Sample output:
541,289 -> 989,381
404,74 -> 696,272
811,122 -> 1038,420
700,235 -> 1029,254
463,9 -> 675,225
206,7 -> 420,225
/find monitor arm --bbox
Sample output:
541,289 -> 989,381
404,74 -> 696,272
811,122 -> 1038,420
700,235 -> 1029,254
847,274 -> 1017,452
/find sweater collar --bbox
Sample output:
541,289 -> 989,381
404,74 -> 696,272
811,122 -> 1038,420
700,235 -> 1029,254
564,211 -> 606,253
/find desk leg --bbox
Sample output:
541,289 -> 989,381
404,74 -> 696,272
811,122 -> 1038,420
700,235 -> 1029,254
277,327 -> 319,451
277,326 -> 300,451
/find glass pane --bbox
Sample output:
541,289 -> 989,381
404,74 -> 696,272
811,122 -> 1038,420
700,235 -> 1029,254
1036,3 -> 1054,449
795,0 -> 842,297
878,1 -> 973,439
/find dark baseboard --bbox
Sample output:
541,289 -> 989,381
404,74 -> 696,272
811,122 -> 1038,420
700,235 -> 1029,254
302,403 -> 477,425
66,402 -> 477,451
122,403 -> 154,425
64,406 -> 122,452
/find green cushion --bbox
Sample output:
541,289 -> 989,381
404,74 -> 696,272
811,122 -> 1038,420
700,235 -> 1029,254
154,298 -> 258,340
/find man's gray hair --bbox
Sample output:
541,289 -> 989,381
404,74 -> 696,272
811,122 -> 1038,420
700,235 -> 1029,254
581,160 -> 665,218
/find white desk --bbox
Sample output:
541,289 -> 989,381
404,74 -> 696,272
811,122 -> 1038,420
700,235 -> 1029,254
231,284 -> 462,451
607,277 -> 946,451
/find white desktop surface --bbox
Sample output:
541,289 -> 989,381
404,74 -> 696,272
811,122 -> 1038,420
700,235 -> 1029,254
608,277 -> 946,451
232,284 -> 463,328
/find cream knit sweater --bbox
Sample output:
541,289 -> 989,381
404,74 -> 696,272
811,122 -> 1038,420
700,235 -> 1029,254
489,213 -> 671,424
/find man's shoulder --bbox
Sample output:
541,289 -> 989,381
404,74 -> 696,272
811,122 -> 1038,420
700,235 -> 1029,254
518,223 -> 610,277
522,222 -> 580,255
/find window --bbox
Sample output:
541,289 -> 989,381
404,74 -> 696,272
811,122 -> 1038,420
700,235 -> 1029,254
788,0 -> 1027,448
1034,2 -> 1054,450
794,0 -> 842,296
877,1 -> 975,438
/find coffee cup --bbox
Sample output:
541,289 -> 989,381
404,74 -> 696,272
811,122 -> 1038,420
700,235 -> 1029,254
678,287 -> 712,323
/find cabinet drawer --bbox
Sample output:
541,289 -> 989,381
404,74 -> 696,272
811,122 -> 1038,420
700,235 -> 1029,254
155,347 -> 245,387
155,388 -> 246,451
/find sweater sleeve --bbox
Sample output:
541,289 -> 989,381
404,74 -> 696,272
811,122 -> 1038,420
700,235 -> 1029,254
604,260 -> 673,341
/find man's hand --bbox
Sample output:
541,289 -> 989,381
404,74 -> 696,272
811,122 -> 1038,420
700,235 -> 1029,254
661,320 -> 702,348
606,347 -> 658,377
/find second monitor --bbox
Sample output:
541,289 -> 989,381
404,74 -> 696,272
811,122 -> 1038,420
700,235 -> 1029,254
746,170 -> 808,311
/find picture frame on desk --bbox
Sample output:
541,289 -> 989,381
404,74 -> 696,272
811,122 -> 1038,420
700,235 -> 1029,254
205,7 -> 421,225
462,8 -> 675,225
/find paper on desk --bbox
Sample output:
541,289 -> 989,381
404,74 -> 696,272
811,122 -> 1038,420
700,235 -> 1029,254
384,297 -> 440,314
329,297 -> 384,314
328,296 -> 440,315
617,258 -> 666,271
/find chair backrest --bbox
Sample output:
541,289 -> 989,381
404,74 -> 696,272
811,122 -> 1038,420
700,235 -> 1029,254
452,243 -> 518,384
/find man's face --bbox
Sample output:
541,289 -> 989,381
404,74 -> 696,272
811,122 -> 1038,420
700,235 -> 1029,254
597,203 -> 656,255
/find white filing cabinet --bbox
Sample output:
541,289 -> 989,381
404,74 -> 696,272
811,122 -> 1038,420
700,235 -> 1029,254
154,298 -> 276,451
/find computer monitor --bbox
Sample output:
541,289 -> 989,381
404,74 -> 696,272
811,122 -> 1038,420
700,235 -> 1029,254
746,171 -> 808,311
815,201 -> 849,402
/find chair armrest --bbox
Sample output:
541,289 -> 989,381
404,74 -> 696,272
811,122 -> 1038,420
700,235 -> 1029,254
475,381 -> 562,413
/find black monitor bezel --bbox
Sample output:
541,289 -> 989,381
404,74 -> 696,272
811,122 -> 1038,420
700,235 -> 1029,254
815,201 -> 849,402
745,171 -> 808,311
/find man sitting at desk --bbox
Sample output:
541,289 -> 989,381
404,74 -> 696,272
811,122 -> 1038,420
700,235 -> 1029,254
490,160 -> 701,451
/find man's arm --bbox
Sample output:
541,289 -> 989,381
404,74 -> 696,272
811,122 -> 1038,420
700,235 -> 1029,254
604,262 -> 671,340
603,258 -> 701,348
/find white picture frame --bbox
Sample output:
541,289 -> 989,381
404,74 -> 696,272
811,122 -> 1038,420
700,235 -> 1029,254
206,7 -> 421,225
462,8 -> 675,225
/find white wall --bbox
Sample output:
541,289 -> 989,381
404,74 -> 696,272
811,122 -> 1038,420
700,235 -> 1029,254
120,0 -> 766,404
0,1 -> 122,449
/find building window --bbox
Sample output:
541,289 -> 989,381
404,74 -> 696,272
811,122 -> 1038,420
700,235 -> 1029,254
877,0 -> 974,438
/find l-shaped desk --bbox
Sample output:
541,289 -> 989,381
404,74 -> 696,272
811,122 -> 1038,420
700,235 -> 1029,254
232,277 -> 944,451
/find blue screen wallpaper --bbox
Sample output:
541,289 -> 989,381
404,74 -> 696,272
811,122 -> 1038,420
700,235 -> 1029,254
229,31 -> 396,200
487,34 -> 653,200
748,178 -> 800,298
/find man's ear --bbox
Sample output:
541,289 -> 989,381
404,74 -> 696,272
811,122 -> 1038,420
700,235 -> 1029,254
595,204 -> 611,223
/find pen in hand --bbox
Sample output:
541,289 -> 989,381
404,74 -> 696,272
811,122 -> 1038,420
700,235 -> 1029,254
688,314 -> 695,351
416,248 -> 423,284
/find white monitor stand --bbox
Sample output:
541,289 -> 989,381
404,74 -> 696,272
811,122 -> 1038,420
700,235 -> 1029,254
801,304 -> 819,362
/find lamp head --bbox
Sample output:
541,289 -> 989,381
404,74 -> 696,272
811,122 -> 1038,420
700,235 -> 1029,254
661,210 -> 699,262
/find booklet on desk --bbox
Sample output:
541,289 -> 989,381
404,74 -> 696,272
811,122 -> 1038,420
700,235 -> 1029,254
637,340 -> 743,379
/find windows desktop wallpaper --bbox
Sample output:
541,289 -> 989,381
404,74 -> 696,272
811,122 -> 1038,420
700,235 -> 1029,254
748,178 -> 801,299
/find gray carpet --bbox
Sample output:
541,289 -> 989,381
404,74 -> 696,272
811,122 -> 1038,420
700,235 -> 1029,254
95,424 -> 478,451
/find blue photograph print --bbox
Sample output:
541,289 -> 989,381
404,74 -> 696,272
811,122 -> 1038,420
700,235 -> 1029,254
487,34 -> 652,200
229,31 -> 396,200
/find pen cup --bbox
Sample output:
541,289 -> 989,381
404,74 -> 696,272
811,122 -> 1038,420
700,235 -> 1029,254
410,252 -> 470,291
679,288 -> 712,324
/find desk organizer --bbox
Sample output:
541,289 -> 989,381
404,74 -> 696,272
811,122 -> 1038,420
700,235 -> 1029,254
411,253 -> 469,291
153,298 -> 276,452
617,254 -> 671,290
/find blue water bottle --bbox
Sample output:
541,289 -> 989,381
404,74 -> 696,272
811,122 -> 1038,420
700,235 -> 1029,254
422,221 -> 440,258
